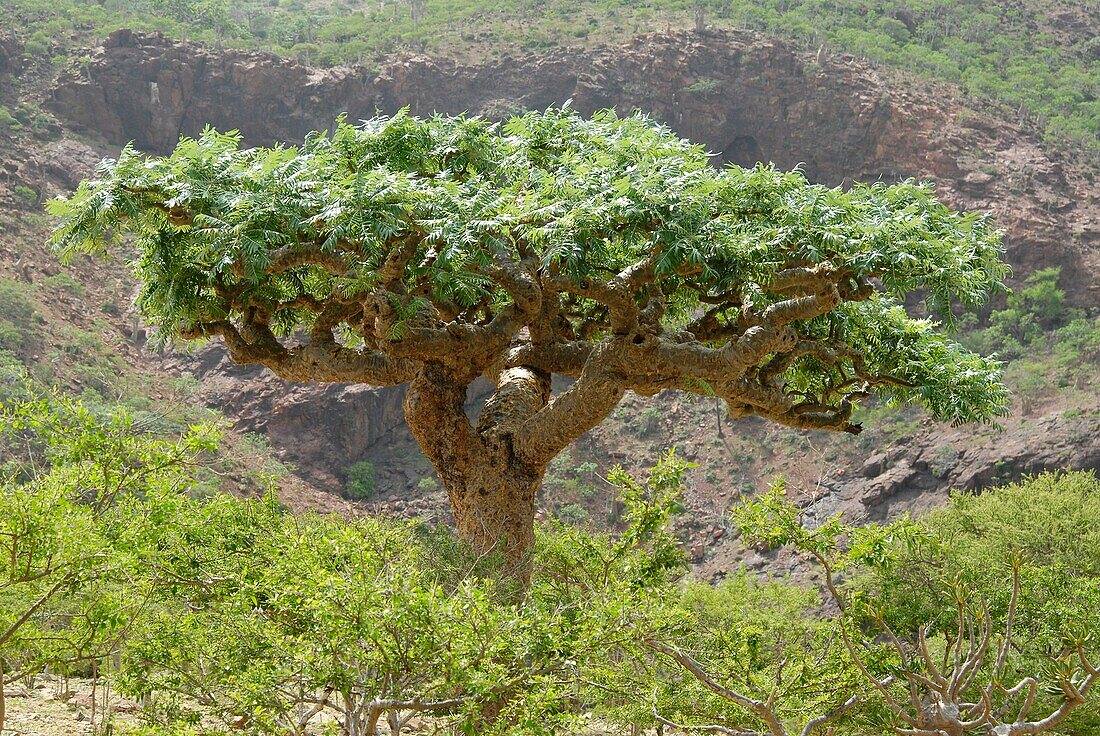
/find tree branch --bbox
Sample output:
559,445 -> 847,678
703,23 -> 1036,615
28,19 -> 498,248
644,639 -> 788,736
513,340 -> 627,467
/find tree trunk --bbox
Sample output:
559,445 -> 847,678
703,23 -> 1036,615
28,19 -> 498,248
448,460 -> 542,573
404,364 -> 551,582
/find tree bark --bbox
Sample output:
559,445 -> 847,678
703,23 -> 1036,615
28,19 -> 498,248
404,364 -> 552,581
448,460 -> 542,574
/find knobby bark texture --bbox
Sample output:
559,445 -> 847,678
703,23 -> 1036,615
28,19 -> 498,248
404,364 -> 547,575
178,249 -> 888,576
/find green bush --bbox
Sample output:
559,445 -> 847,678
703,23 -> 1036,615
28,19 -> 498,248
556,502 -> 590,525
0,392 -> 221,735
12,185 -> 37,208
0,278 -> 39,354
5,388 -> 1100,736
344,459 -> 376,499
730,472 -> 1100,736
684,77 -> 721,95
635,406 -> 662,437
0,106 -> 21,133
42,271 -> 84,296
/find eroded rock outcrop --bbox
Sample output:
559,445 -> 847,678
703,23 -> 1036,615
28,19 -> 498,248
49,29 -> 378,152
0,33 -> 22,76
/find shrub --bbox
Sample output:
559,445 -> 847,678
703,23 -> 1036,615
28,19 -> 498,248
0,278 -> 39,354
42,271 -> 84,296
635,406 -> 662,437
683,77 -> 721,95
731,472 -> 1100,736
0,106 -> 21,133
928,443 -> 959,478
556,502 -> 590,525
344,459 -> 377,499
12,184 -> 37,207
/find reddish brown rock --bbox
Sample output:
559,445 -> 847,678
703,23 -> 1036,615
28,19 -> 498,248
0,32 -> 22,76
48,29 -> 377,153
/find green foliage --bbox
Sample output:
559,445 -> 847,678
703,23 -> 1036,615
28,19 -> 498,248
0,277 -> 40,355
12,184 -> 37,207
734,472 -> 1100,735
644,575 -> 863,735
927,443 -> 959,479
555,502 -> 590,525
683,77 -> 721,96
41,270 -> 85,296
890,471 -> 1100,629
968,268 -> 1080,354
3,384 -> 1098,736
962,267 -> 1098,406
122,499 -> 512,734
343,459 -> 376,500
50,109 -> 1009,426
0,106 -> 21,134
115,453 -> 688,735
635,406 -> 663,438
0,391 -> 220,719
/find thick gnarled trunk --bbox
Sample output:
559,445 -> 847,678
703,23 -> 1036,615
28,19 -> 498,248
403,364 -> 551,577
448,463 -> 542,571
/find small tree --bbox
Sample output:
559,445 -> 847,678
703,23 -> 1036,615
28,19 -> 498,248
49,109 -> 1009,575
0,392 -> 218,732
734,473 -> 1100,736
120,454 -> 689,736
640,577 -> 867,736
121,501 -> 509,736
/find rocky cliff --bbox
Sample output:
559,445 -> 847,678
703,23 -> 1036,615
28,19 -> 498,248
0,33 -> 22,77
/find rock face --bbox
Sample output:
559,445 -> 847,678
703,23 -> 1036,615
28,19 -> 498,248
45,29 -> 1100,514
49,29 -> 379,152
808,409 -> 1100,523
0,33 -> 22,76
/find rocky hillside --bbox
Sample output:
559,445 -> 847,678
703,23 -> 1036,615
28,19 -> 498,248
2,28 -> 1097,570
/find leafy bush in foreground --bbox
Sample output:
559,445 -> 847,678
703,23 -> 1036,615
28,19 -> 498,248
3,387 -> 1098,735
0,390 -> 219,733
733,472 -> 1100,736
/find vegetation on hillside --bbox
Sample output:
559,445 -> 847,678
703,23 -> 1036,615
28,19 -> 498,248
1,0 -> 1096,151
2,392 -> 1099,735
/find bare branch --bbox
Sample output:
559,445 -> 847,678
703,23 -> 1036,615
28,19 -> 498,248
651,704 -> 761,736
643,639 -> 788,736
179,320 -> 417,385
799,692 -> 860,736
514,340 -> 627,467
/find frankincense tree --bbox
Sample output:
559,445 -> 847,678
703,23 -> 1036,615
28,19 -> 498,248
49,108 -> 1009,573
